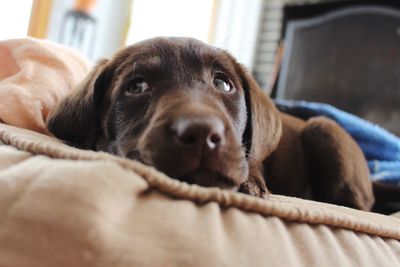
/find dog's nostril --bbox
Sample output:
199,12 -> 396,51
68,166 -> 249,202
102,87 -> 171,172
179,133 -> 197,145
207,133 -> 222,149
210,133 -> 221,144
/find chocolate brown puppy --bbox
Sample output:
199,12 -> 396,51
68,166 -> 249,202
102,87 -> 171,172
47,37 -> 374,210
47,37 -> 281,197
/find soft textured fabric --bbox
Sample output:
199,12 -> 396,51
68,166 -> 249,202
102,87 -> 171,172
275,99 -> 400,184
0,122 -> 399,267
0,38 -> 91,134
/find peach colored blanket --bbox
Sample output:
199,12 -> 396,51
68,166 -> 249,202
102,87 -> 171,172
0,38 -> 90,134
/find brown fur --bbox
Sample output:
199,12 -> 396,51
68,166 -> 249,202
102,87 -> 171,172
47,37 -> 374,210
264,114 -> 374,210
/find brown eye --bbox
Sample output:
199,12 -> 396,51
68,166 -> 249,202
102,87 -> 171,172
126,77 -> 150,94
213,74 -> 233,92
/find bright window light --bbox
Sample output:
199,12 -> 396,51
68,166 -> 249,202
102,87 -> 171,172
126,0 -> 215,45
0,0 -> 33,40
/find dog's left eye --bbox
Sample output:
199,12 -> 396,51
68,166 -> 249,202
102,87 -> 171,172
213,74 -> 233,92
126,77 -> 150,94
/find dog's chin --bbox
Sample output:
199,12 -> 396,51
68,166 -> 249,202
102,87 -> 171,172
125,150 -> 141,161
125,147 -> 245,191
176,170 -> 240,190
126,151 -> 241,190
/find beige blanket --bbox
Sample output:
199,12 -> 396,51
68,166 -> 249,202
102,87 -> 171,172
0,38 -> 90,134
0,122 -> 399,266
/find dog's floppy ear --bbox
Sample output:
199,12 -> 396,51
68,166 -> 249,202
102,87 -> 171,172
46,59 -> 111,148
239,66 -> 282,167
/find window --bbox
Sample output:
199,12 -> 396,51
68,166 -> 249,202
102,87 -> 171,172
126,0 -> 215,45
0,1 -> 33,40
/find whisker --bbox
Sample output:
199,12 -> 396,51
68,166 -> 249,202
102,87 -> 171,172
217,32 -> 235,48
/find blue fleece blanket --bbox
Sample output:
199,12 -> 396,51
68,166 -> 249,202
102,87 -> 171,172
274,99 -> 400,185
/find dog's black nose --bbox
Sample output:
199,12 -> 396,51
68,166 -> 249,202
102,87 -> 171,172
172,116 -> 225,151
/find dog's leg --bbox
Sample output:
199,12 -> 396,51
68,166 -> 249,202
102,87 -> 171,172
301,117 -> 374,210
239,167 -> 269,198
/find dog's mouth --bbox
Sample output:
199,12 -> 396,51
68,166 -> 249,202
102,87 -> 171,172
124,133 -> 249,193
127,151 -> 240,190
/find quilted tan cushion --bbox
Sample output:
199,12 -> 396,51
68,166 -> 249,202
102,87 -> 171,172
0,123 -> 399,266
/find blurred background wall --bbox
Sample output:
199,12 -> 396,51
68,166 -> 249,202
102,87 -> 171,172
0,0 -> 343,88
0,0 -> 263,67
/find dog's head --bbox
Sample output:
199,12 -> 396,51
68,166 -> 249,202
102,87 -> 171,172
47,37 -> 281,192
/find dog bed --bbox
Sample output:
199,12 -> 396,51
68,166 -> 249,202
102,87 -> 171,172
0,122 -> 400,266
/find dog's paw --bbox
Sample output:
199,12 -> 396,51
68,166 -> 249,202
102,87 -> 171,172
239,176 -> 269,198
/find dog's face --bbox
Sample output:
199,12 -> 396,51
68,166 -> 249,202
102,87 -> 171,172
47,37 -> 281,195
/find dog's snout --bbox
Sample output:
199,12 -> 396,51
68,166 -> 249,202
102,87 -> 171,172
172,116 -> 225,151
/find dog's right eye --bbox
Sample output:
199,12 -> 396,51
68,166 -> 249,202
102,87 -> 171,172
126,77 -> 151,94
